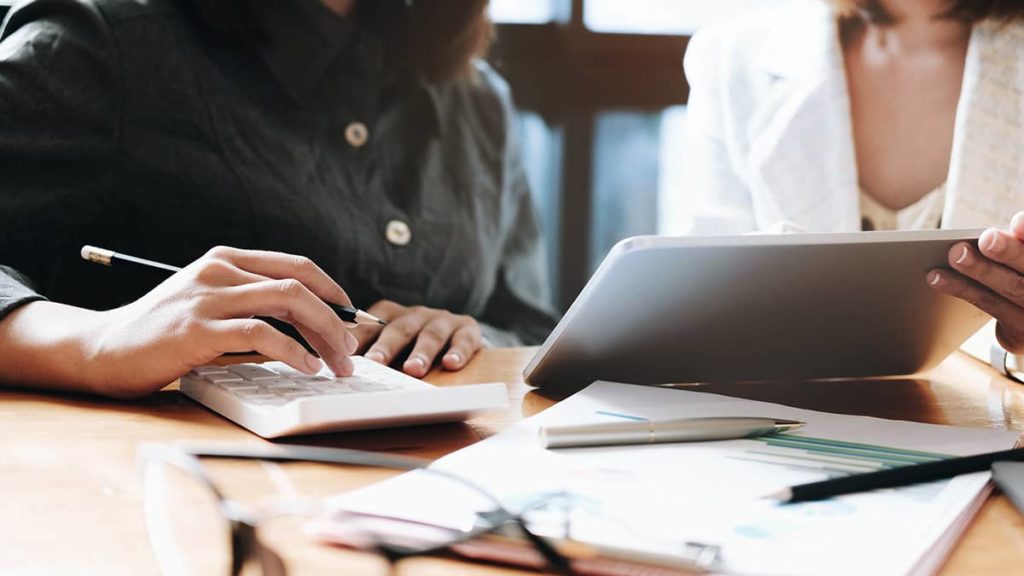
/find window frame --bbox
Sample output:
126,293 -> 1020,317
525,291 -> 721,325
490,0 -> 691,309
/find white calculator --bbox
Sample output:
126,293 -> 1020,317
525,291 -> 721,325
180,356 -> 508,438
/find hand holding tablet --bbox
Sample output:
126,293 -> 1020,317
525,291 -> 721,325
928,212 -> 1024,355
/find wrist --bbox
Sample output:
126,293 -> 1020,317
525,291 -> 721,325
0,301 -> 114,396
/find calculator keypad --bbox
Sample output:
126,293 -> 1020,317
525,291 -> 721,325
186,359 -> 432,408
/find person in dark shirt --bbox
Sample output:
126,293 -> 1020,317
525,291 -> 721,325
0,0 -> 559,397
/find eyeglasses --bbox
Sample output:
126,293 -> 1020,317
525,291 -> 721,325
139,443 -> 571,576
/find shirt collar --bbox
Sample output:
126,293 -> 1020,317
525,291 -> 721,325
421,83 -> 444,136
245,0 -> 380,104
384,71 -> 447,136
232,0 -> 444,134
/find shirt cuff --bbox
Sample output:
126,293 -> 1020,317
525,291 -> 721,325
0,265 -> 47,323
0,293 -> 47,323
961,319 -> 1024,383
478,322 -> 523,348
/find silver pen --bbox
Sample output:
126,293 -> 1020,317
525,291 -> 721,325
539,417 -> 805,449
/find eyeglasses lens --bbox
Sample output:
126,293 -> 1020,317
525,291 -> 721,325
144,459 -> 234,575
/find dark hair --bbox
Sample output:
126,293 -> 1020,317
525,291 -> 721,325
831,0 -> 1024,23
193,0 -> 493,83
367,0 -> 493,82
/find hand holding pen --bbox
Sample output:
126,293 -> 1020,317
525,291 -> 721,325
82,246 -> 386,326
81,245 -> 485,380
68,245 -> 364,397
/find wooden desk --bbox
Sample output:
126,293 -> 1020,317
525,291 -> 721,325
2,348 -> 1024,575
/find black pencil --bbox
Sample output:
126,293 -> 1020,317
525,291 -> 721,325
766,447 -> 1024,503
80,245 -> 386,326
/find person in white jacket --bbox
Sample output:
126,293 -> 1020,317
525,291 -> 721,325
680,0 -> 1024,360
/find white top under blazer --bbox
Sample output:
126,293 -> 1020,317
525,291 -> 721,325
678,0 -> 1024,235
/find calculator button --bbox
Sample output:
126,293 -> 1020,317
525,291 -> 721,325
271,365 -> 308,378
191,366 -> 230,376
236,392 -> 280,402
291,375 -> 332,384
312,383 -> 355,394
227,364 -> 281,380
278,390 -> 318,399
351,380 -> 396,392
256,377 -> 300,388
264,383 -> 312,395
206,373 -> 245,384
218,381 -> 260,391
189,370 -> 230,379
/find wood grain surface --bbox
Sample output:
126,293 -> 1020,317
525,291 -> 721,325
1,348 -> 1022,575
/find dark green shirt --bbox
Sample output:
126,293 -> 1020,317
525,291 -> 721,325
0,0 -> 559,345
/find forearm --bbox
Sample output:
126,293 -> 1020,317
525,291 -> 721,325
0,301 -> 107,395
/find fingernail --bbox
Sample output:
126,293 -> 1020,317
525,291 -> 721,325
305,353 -> 322,372
1013,212 -> 1024,231
955,245 -> 970,265
406,355 -> 426,369
346,332 -> 358,353
336,356 -> 354,377
929,271 -> 942,286
986,232 -> 1004,253
366,350 -> 385,363
445,352 -> 461,366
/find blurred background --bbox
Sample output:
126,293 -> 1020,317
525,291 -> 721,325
487,0 -> 792,310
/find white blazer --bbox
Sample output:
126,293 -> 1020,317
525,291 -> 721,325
678,0 -> 1024,235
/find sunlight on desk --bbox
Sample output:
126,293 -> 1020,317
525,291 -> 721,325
1,348 -> 1024,574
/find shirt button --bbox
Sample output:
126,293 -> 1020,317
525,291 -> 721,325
385,220 -> 411,246
345,121 -> 369,148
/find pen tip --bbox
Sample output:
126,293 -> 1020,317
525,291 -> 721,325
762,488 -> 792,502
353,309 -> 388,326
774,420 -> 806,433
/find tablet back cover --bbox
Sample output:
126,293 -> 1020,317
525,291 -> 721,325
526,231 -> 990,393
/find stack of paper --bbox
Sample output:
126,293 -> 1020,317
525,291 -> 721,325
326,382 -> 1020,575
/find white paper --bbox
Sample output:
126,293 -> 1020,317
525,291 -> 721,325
328,382 -> 1020,576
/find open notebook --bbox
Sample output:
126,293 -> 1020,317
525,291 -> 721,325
319,382 -> 1020,575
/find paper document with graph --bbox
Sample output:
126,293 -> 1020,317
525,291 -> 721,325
328,381 -> 1020,575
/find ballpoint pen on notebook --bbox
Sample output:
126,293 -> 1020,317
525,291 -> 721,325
767,446 -> 1024,504
539,416 -> 805,449
80,245 -> 387,327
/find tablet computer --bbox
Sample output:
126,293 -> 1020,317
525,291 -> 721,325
525,229 -> 990,393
